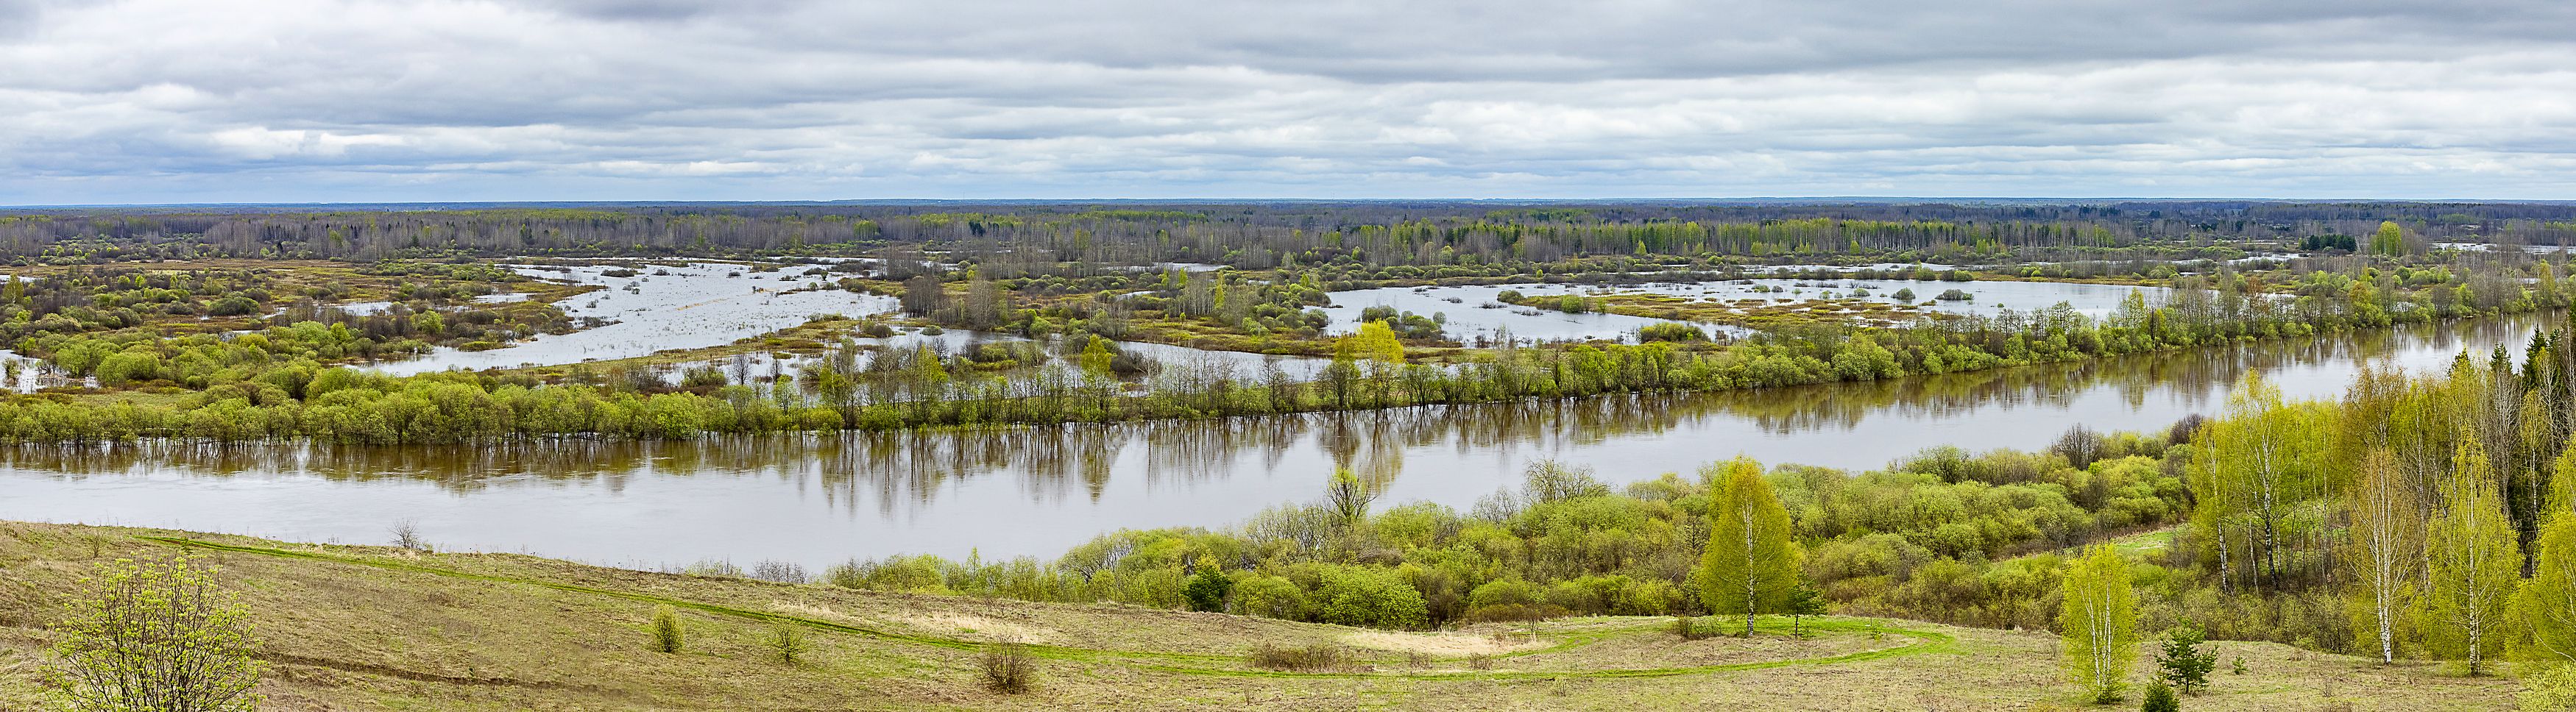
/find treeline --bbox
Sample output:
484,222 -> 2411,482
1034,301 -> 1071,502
6,201 -> 2572,269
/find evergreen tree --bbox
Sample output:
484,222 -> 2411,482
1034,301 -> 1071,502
1182,565 -> 1233,613
2154,624 -> 2217,695
2140,681 -> 2179,712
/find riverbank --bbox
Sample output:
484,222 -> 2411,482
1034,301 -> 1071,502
0,521 -> 2516,711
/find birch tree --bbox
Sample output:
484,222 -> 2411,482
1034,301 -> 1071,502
2423,438 -> 2522,676
2343,449 -> 2421,664
2059,545 -> 2139,704
1696,457 -> 1797,636
2519,511 -> 2576,666
2200,373 -> 2324,591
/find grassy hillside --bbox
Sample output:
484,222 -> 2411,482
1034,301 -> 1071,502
0,521 -> 2518,711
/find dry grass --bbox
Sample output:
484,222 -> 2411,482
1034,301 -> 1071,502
0,521 -> 2524,711
1247,642 -> 1352,672
1340,629 -> 1542,657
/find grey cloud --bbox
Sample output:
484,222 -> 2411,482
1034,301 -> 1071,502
1,0 -> 2575,203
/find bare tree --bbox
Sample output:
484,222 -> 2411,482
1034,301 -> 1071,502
389,519 -> 426,551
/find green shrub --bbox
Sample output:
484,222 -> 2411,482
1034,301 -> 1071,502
52,556 -> 264,712
2140,681 -> 2178,712
1230,574 -> 1309,620
1182,566 -> 1233,613
650,607 -> 684,654
1638,322 -> 1707,343
1312,565 -> 1429,630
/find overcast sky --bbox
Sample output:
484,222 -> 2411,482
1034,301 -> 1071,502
1,0 -> 2572,204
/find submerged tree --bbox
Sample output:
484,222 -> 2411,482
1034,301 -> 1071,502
51,556 -> 265,712
1696,457 -> 1797,636
2060,545 -> 2138,704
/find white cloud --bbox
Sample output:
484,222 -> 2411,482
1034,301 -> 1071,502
0,0 -> 2571,202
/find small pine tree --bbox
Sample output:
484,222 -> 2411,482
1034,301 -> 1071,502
2155,624 -> 2217,695
651,607 -> 684,654
2140,681 -> 2179,712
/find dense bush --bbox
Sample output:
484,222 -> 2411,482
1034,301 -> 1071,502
818,447 -> 2189,632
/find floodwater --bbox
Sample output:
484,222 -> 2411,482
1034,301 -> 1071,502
1320,284 -> 1705,343
359,261 -> 1318,378
0,312 -> 2548,570
1322,280 -> 2170,343
363,263 -> 899,375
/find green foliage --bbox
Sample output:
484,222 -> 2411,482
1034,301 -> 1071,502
1784,583 -> 1827,636
2521,664 -> 2576,712
2424,440 -> 2522,676
2520,513 -> 2576,667
2141,680 -> 2179,712
51,556 -> 264,712
814,448 -> 2190,635
1697,457 -> 1799,635
2061,545 -> 2137,704
651,607 -> 684,654
2155,624 -> 2216,695
1311,565 -> 1429,630
1637,322 -> 1707,343
1182,566 -> 1233,613
1228,574 -> 1309,620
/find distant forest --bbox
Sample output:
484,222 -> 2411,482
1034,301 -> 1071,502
3,201 -> 2572,267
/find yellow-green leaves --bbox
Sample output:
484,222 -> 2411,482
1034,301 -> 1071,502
52,556 -> 265,712
2424,438 -> 2521,676
2517,511 -> 2576,667
1696,457 -> 1798,636
2059,544 -> 2137,704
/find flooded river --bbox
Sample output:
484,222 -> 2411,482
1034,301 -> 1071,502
0,312 -> 2550,571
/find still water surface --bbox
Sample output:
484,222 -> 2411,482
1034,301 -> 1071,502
0,313 -> 2550,569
